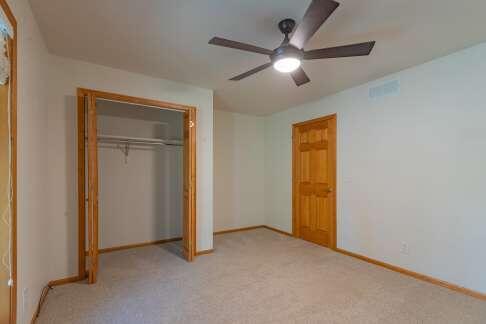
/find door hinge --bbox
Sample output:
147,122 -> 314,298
189,121 -> 194,128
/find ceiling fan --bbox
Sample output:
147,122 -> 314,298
208,0 -> 375,86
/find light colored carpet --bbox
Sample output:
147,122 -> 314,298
37,228 -> 486,323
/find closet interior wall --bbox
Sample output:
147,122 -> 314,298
95,99 -> 184,250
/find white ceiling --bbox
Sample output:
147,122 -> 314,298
30,0 -> 486,115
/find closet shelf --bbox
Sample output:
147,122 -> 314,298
92,134 -> 183,146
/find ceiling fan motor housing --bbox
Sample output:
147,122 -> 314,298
278,18 -> 296,36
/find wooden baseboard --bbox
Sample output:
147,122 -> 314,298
214,225 -> 265,235
84,237 -> 183,255
262,225 -> 293,237
48,275 -> 84,287
335,248 -> 486,301
196,248 -> 214,256
213,225 -> 293,237
80,226 -> 280,259
83,226 -> 287,257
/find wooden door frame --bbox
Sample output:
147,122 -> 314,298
0,0 -> 17,322
292,114 -> 337,249
76,88 -> 197,282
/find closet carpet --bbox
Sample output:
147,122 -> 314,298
37,228 -> 486,324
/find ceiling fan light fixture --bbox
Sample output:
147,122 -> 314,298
209,0 -> 375,86
273,57 -> 301,73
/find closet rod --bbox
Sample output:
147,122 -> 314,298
96,97 -> 185,113
87,134 -> 183,146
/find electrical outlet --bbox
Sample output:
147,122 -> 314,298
401,242 -> 410,255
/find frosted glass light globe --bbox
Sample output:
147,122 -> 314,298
273,57 -> 301,73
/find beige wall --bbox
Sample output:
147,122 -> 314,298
214,110 -> 265,231
7,0 -> 51,322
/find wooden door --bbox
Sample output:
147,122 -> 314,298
86,94 -> 99,283
293,115 -> 336,248
182,110 -> 196,261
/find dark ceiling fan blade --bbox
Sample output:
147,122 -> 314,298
229,62 -> 272,81
209,37 -> 274,56
291,67 -> 311,86
304,41 -> 376,60
290,0 -> 340,49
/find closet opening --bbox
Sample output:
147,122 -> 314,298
77,89 -> 196,284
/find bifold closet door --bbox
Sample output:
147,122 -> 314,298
86,94 -> 99,283
182,110 -> 196,261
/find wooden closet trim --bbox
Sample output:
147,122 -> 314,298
78,88 -> 197,112
76,88 -> 197,281
292,114 -> 337,249
86,93 -> 99,283
76,95 -> 85,282
0,0 -> 17,322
